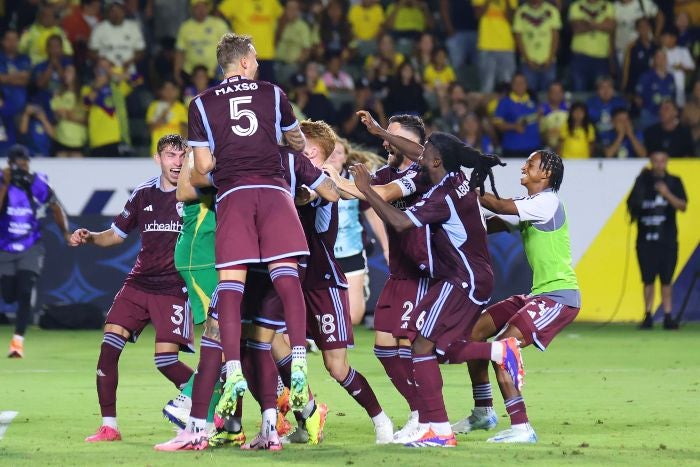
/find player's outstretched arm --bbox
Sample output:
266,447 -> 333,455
323,163 -> 404,202
314,177 -> 340,203
192,147 -> 215,175
356,110 -> 424,162
351,164 -> 413,233
69,228 -> 124,248
480,192 -> 518,215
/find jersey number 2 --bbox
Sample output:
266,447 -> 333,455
229,96 -> 258,137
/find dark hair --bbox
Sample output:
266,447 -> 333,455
427,132 -> 505,197
567,101 -> 590,133
157,134 -> 187,154
388,114 -> 426,143
191,64 -> 209,76
611,107 -> 629,119
534,149 -> 564,192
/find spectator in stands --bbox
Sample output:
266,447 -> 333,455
348,0 -> 385,58
0,30 -> 31,154
384,0 -> 433,52
423,47 -> 456,93
559,101 -> 595,158
275,0 -> 313,83
439,97 -> 470,135
145,80 -> 187,155
410,32 -> 435,77
439,0 -> 478,75
493,73 -> 540,158
568,0 -> 615,92
322,53 -> 355,96
61,0 -> 101,74
383,61 -> 427,117
19,5 -> 73,66
636,49 -> 676,129
540,81 -> 569,150
660,27 -> 696,107
674,0 -> 700,27
89,0 -> 145,75
340,77 -> 386,152
681,80 -> 700,157
173,0 -> 229,86
587,76 -> 628,150
365,33 -> 405,75
473,0 -> 517,93
319,0 -> 353,59
513,0 -> 562,93
369,57 -> 393,100
182,65 -> 211,107
18,104 -> 54,157
83,59 -> 132,157
621,17 -> 657,96
218,0 -> 282,82
614,0 -> 663,67
460,112 -> 494,154
643,99 -> 696,158
32,35 -> 74,119
289,72 -> 335,125
604,107 -> 647,158
152,0 -> 189,48
676,11 -> 700,62
627,151 -> 687,330
50,65 -> 87,158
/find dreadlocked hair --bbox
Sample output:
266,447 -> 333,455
535,149 -> 564,192
427,132 -> 506,198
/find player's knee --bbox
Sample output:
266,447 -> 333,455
324,357 -> 349,382
104,323 -> 131,339
412,336 -> 434,355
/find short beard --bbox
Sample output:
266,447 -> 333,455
420,167 -> 432,186
388,151 -> 405,168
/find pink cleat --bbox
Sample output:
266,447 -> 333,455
240,431 -> 282,451
154,429 -> 209,451
85,425 -> 122,442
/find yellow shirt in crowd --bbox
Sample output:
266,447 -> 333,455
512,2 -> 562,64
423,64 -> 456,90
560,124 -> 595,158
218,0 -> 283,60
348,3 -> 385,41
146,100 -> 188,155
385,5 -> 426,33
19,24 -> 73,65
176,16 -> 230,77
473,0 -> 518,52
569,0 -> 614,58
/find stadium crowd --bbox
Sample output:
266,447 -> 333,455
0,0 -> 698,160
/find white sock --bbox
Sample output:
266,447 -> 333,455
224,360 -> 241,377
276,376 -> 285,397
431,422 -> 452,436
409,410 -> 419,421
511,422 -> 529,431
188,417 -> 206,433
102,417 -> 118,429
262,408 -> 277,437
418,422 -> 430,431
291,346 -> 306,361
371,411 -> 390,426
12,334 -> 24,342
490,341 -> 505,363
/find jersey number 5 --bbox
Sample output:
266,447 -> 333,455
229,96 -> 258,137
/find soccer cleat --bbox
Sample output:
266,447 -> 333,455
639,312 -> 653,330
154,429 -> 209,451
7,337 -> 23,358
305,403 -> 328,445
85,425 -> 122,442
240,430 -> 283,451
392,412 -> 419,444
276,412 -> 293,437
306,338 -> 320,354
162,394 -> 191,429
499,337 -> 525,392
289,358 -> 309,410
451,407 -> 498,434
281,426 -> 309,444
216,369 -> 247,419
487,424 -> 537,444
404,428 -> 457,448
208,429 -> 246,447
374,415 -> 394,445
277,387 -> 291,416
663,314 -> 679,330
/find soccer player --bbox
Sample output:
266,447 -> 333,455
71,135 -> 194,442
188,33 -> 311,418
272,120 -> 393,445
448,150 -> 580,443
352,132 -> 509,448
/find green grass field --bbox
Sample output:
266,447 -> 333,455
1,323 -> 699,466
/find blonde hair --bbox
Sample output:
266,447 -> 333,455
216,33 -> 253,71
300,120 -> 337,158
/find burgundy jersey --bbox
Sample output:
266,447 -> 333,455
373,163 -> 431,279
280,148 -> 327,195
188,75 -> 299,191
111,176 -> 185,296
405,171 -> 494,305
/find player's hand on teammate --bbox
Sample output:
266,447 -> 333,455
69,228 -> 91,247
295,186 -> 317,206
350,163 -> 371,192
356,110 -> 382,136
321,164 -> 342,183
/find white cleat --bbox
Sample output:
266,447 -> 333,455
162,394 -> 192,429
487,424 -> 537,443
374,413 -> 394,445
281,426 -> 309,444
392,412 -> 420,444
452,407 -> 498,434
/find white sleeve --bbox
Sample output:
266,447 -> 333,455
513,192 -> 559,224
130,22 -> 146,51
390,173 -> 417,197
482,206 -> 521,232
681,49 -> 695,69
88,24 -> 102,51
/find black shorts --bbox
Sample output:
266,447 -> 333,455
637,242 -> 678,285
336,251 -> 367,277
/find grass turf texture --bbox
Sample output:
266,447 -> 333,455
1,323 -> 700,466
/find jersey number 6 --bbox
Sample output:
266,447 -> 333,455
229,96 -> 258,137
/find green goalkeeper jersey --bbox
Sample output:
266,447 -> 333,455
174,189 -> 215,271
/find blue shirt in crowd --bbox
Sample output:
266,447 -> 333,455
586,94 -> 628,146
494,93 -> 541,151
636,70 -> 676,116
0,52 -> 31,117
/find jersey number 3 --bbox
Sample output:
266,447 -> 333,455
229,96 -> 258,137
